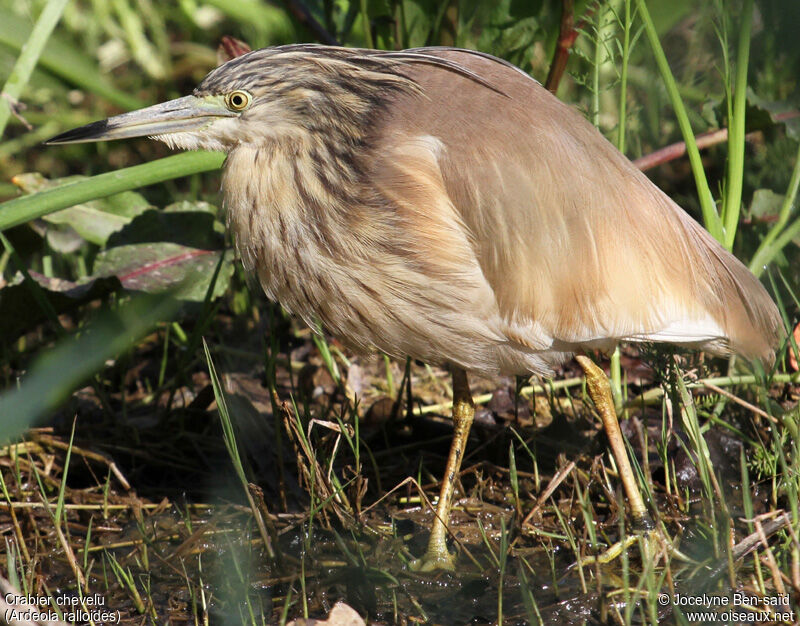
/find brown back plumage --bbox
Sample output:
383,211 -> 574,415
366,49 -> 783,364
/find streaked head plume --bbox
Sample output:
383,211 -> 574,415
47,44 -> 505,154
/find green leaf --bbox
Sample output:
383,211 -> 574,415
457,0 -> 542,65
43,208 -> 130,246
749,189 -> 785,220
163,200 -> 219,215
93,242 -> 233,301
41,222 -> 86,254
745,89 -> 800,143
106,209 -> 222,249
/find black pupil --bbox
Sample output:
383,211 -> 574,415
232,94 -> 243,107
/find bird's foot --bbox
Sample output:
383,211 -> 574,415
580,534 -> 641,566
579,523 -> 663,567
409,547 -> 456,572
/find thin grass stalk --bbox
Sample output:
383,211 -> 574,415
4,539 -> 21,597
616,490 -> 632,625
311,325 -> 341,384
264,326 -> 289,511
616,0 -> 632,154
279,584 -> 295,626
740,445 -> 755,534
635,0 -> 722,242
610,348 -> 623,412
673,367 -> 725,527
497,518 -> 509,625
53,418 -> 77,537
158,324 -> 170,388
591,6 -> 603,128
0,0 -> 70,136
203,339 -> 276,560
476,519 -> 500,567
553,504 -> 587,593
105,552 -> 146,613
517,559 -> 543,625
300,554 -> 308,619
508,443 -> 521,518
382,353 -> 395,396
722,0 -> 753,250
628,371 -> 799,405
28,448 -> 87,592
573,476 -> 598,550
767,407 -> 798,523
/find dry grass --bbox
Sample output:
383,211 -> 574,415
2,319 -> 798,624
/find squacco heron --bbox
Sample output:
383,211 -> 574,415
49,45 -> 783,572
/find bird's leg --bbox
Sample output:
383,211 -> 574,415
575,355 -> 653,529
411,367 -> 474,572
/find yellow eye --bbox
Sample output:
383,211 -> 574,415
225,90 -> 251,111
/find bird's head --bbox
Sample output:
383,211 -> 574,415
47,45 -> 423,152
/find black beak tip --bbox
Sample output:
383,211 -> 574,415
45,119 -> 110,145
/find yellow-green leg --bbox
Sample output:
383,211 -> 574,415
575,355 -> 652,528
411,367 -> 474,572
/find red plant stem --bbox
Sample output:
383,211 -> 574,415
634,111 -> 799,172
545,0 -> 577,93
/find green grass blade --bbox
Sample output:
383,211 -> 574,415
636,0 -> 722,243
722,0 -> 753,250
0,0 -> 70,136
616,0 -> 632,154
0,151 -> 224,231
54,417 -> 77,527
0,11 -> 145,111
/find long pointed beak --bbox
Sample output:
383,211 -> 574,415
46,95 -> 236,145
